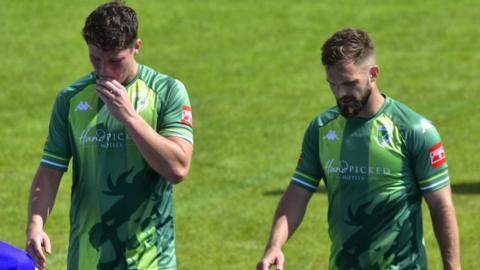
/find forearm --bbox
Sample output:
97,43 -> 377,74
430,202 -> 461,270
267,214 -> 291,250
123,114 -> 192,183
266,184 -> 312,250
27,167 -> 62,231
425,186 -> 461,270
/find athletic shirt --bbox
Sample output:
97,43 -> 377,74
40,64 -> 193,270
292,96 -> 449,270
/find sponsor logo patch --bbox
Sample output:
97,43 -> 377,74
429,143 -> 446,168
181,105 -> 193,127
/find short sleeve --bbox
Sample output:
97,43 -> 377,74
411,118 -> 449,193
158,79 -> 194,144
291,119 -> 324,192
40,92 -> 72,171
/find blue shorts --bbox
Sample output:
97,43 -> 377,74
0,241 -> 34,270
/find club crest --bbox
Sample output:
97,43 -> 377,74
375,124 -> 393,148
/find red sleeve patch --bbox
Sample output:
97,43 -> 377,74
181,105 -> 193,127
429,142 -> 446,168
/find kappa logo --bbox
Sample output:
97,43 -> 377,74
420,119 -> 434,134
75,101 -> 92,111
181,105 -> 193,127
324,130 -> 338,141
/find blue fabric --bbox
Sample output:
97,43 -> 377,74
0,241 -> 35,270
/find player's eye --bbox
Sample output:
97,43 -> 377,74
343,80 -> 358,87
110,58 -> 124,64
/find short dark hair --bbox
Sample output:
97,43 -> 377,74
82,1 -> 138,51
321,28 -> 375,67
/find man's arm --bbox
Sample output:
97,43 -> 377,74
96,79 -> 193,183
423,185 -> 461,270
123,118 -> 193,184
26,165 -> 63,270
257,183 -> 314,270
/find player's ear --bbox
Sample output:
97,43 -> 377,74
369,65 -> 379,82
133,39 -> 142,54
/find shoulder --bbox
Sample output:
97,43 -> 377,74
136,64 -> 187,95
385,97 -> 444,156
301,107 -> 340,138
315,106 -> 341,127
384,97 -> 436,134
55,72 -> 95,105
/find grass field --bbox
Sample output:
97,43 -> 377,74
1,0 -> 479,269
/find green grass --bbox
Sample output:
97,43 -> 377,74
1,0 -> 479,269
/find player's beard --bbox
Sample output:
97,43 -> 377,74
337,83 -> 372,118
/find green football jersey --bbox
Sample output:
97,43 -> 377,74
292,96 -> 449,270
40,64 -> 193,270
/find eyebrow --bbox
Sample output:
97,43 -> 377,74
326,79 -> 358,85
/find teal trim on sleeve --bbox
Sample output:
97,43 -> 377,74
291,178 -> 317,192
40,159 -> 68,171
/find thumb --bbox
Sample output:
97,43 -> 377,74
275,254 -> 284,270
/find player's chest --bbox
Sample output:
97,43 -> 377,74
318,120 -> 405,183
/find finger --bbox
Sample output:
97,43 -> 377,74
95,81 -> 108,93
100,79 -> 120,90
96,84 -> 116,100
36,262 -> 46,270
258,260 -> 270,270
96,80 -> 116,93
104,80 -> 117,88
33,239 -> 46,262
105,80 -> 125,96
27,242 -> 45,269
275,257 -> 284,270
95,89 -> 109,104
110,79 -> 124,89
43,234 -> 52,255
96,79 -> 111,87
25,242 -> 38,262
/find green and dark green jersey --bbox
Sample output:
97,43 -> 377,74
40,64 -> 193,270
292,96 -> 449,270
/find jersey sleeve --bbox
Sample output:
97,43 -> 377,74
410,118 -> 449,193
157,78 -> 194,144
291,119 -> 324,192
40,92 -> 72,171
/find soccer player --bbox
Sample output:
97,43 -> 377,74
257,28 -> 461,270
25,2 -> 193,269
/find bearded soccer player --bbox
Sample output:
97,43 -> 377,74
257,28 -> 461,270
25,2 -> 193,269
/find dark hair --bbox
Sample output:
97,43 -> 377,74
82,1 -> 138,51
321,28 -> 375,67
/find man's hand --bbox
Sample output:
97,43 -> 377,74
26,227 -> 51,270
95,79 -> 136,123
256,246 -> 285,270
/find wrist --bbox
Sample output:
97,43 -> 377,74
123,112 -> 142,129
26,216 -> 44,234
266,242 -> 283,251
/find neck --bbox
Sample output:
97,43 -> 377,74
124,61 -> 139,85
357,87 -> 384,118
